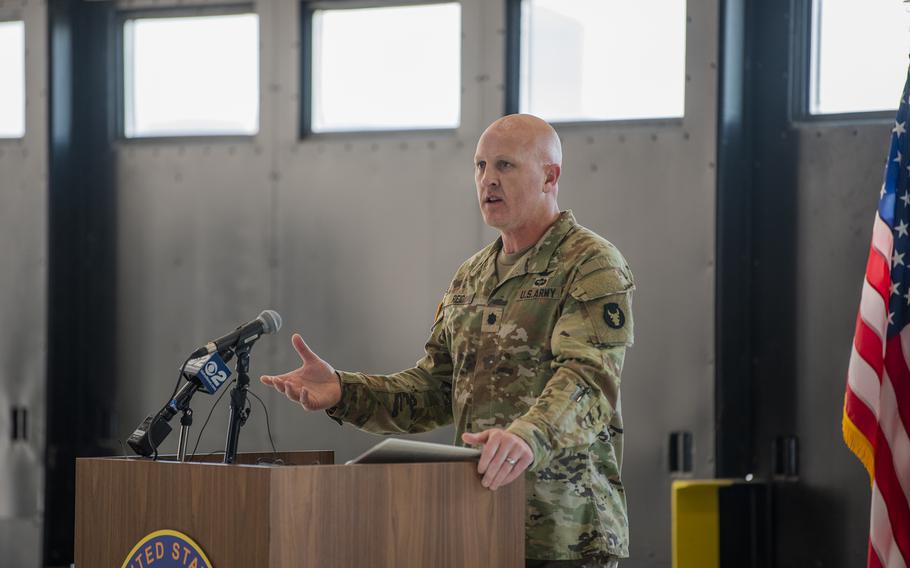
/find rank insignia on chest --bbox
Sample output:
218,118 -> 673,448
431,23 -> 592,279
604,303 -> 625,329
532,276 -> 549,287
481,306 -> 503,333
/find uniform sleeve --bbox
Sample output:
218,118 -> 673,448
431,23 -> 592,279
507,264 -> 634,470
324,307 -> 454,434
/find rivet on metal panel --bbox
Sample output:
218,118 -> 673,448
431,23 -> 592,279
687,16 -> 692,23
852,129 -> 859,137
399,142 -> 408,151
427,141 -> 436,150
590,164 -> 598,173
651,134 -> 658,142
683,131 -> 690,140
475,74 -> 489,83
815,131 -> 822,138
710,62 -> 716,69
686,74 -> 691,82
270,171 -> 281,182
586,136 -> 594,145
618,134 -> 626,143
708,162 -> 715,169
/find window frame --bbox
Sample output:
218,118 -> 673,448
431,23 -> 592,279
793,0 -> 897,124
299,0 -> 463,138
504,0 -> 686,128
115,4 -> 261,142
0,14 -> 27,141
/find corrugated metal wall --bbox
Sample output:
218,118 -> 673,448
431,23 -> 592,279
0,1 -> 47,566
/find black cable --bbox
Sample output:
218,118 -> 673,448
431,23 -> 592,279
150,354 -> 195,461
189,378 -> 235,461
248,390 -> 282,464
170,355 -> 195,401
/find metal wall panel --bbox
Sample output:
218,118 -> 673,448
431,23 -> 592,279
0,1 -> 47,566
113,1 -> 718,566
764,123 -> 888,567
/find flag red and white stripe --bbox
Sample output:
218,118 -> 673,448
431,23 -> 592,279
846,146 -> 910,566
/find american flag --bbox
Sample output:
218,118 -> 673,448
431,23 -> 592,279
845,67 -> 910,568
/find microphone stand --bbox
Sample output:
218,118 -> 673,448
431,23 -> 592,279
176,408 -> 193,462
223,343 -> 252,464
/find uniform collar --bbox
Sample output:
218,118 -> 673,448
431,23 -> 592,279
472,210 -> 578,280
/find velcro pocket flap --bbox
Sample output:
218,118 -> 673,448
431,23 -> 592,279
569,267 -> 634,302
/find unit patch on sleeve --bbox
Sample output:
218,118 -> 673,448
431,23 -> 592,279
603,303 -> 625,329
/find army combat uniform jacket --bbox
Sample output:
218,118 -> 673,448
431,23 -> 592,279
327,211 -> 634,561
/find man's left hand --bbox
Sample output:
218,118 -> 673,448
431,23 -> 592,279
461,428 -> 533,490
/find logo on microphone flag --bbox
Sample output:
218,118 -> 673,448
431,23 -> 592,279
121,529 -> 212,568
195,352 -> 232,394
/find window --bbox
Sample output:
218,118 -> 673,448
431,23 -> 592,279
122,13 -> 259,138
809,0 -> 910,115
518,0 -> 686,122
309,3 -> 461,133
0,20 -> 25,138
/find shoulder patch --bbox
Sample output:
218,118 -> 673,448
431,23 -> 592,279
603,303 -> 625,329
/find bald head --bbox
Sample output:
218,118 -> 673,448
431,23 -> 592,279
480,114 -> 563,167
473,114 -> 563,248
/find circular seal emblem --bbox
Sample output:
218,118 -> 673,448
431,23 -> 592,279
204,361 -> 218,375
603,303 -> 625,329
121,529 -> 213,568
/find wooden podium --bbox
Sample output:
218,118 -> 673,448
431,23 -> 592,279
75,451 -> 525,567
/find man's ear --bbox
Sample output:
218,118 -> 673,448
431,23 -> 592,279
543,164 -> 561,192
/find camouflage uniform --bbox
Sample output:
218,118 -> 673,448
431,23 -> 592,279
327,211 -> 634,561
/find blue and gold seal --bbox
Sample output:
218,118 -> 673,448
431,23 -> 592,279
121,529 -> 212,568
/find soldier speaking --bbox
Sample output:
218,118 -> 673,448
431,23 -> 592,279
261,114 -> 635,567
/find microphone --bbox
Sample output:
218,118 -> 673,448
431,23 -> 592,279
126,352 -> 233,457
189,310 -> 282,359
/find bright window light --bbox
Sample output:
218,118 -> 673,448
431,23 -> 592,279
311,3 -> 461,133
810,0 -> 910,115
123,13 -> 259,137
519,0 -> 686,122
0,21 -> 25,138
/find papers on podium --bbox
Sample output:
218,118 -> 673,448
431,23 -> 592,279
346,438 -> 480,465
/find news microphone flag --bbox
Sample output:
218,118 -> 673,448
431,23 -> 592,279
845,64 -> 910,567
184,352 -> 232,395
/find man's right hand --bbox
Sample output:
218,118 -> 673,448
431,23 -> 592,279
259,333 -> 342,410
